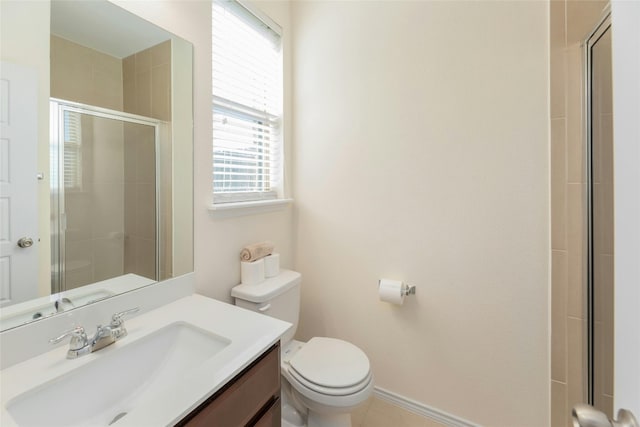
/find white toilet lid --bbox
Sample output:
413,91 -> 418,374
289,337 -> 370,389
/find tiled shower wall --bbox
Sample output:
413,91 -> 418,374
550,1 -> 607,425
122,40 -> 173,280
50,35 -> 123,111
122,41 -> 171,121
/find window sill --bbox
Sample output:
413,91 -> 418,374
208,198 -> 293,218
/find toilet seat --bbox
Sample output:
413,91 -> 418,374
287,365 -> 373,396
283,365 -> 374,412
287,337 -> 372,396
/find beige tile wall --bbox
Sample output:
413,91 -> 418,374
50,35 -> 123,111
122,41 -> 171,121
549,0 -> 607,425
122,41 -> 172,280
123,122 -> 157,280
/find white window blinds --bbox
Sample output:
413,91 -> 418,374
63,111 -> 82,190
212,0 -> 282,203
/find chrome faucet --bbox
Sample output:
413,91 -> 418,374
49,307 -> 139,359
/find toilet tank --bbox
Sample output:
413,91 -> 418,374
231,270 -> 301,344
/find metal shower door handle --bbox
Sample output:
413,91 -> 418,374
17,237 -> 34,248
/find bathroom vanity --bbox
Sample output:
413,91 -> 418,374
0,294 -> 290,427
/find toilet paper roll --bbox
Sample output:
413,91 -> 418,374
378,279 -> 405,305
241,259 -> 265,285
264,253 -> 280,278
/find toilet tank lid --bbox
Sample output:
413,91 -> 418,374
231,269 -> 301,303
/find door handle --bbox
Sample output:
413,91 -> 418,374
573,403 -> 639,427
17,237 -> 34,248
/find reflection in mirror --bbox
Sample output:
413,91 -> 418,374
50,101 -> 167,292
0,0 -> 193,331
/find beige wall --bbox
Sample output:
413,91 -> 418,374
549,1 -> 608,425
291,2 -> 549,426
0,0 -> 51,297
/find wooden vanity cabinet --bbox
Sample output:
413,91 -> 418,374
177,342 -> 281,427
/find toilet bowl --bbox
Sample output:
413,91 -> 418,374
231,270 -> 373,427
281,339 -> 374,426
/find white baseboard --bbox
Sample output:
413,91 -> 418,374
373,386 -> 480,427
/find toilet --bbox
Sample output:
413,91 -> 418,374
231,270 -> 374,427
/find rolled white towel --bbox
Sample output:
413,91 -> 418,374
240,241 -> 274,262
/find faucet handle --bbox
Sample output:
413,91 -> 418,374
110,307 -> 140,327
49,326 -> 88,351
110,307 -> 139,340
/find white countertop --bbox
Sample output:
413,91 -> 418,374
0,294 -> 291,427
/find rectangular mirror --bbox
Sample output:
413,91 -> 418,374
0,0 -> 193,331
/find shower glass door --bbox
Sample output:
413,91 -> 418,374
51,100 -> 160,293
586,17 -> 614,417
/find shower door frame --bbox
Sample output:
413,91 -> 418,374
584,12 -> 612,407
50,99 -> 162,294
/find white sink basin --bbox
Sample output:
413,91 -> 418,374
6,322 -> 230,427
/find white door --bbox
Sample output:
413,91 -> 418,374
0,61 -> 39,307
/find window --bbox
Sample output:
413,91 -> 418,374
63,111 -> 82,190
212,0 -> 283,204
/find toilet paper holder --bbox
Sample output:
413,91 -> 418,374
401,283 -> 416,296
378,279 -> 416,296
378,279 -> 416,305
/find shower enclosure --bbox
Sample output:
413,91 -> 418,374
585,14 -> 614,416
50,99 -> 162,293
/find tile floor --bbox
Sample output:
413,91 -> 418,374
351,396 -> 447,427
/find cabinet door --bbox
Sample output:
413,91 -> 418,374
179,343 -> 280,427
253,397 -> 281,427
